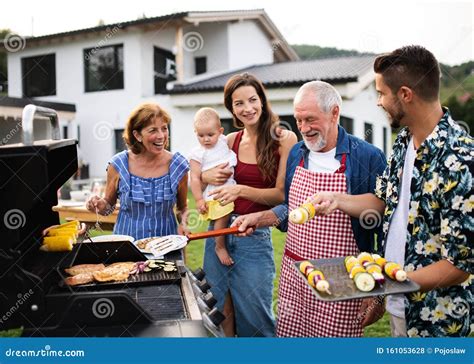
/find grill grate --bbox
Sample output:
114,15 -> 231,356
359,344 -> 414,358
60,268 -> 181,290
128,270 -> 181,283
122,285 -> 187,321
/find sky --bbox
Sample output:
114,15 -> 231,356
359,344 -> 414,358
1,0 -> 472,65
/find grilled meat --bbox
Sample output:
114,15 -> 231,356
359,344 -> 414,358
93,266 -> 131,282
64,272 -> 95,286
65,263 -> 105,276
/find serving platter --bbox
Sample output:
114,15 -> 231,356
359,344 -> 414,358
294,257 -> 420,302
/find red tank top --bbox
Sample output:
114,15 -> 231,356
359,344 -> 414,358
231,130 -> 280,214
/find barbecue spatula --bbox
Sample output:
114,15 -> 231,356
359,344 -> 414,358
147,226 -> 241,257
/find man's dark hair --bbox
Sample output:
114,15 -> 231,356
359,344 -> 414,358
374,45 -> 440,101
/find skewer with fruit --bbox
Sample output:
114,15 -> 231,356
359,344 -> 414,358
367,253 -> 407,282
299,261 -> 331,295
344,256 -> 376,292
383,261 -> 407,282
345,253 -> 408,292
289,202 -> 316,224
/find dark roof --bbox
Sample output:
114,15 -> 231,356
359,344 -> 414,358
170,55 -> 376,94
15,12 -> 189,44
3,9 -> 264,44
0,97 -> 76,112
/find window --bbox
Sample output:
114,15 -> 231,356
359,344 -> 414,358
114,129 -> 126,154
84,44 -> 124,92
383,126 -> 388,154
364,122 -> 373,144
220,118 -> 240,136
22,54 -> 56,97
62,126 -> 68,139
340,116 -> 354,134
195,57 -> 207,75
221,115 -> 300,141
154,47 -> 176,94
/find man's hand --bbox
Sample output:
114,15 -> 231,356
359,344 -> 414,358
308,192 -> 339,216
357,296 -> 385,328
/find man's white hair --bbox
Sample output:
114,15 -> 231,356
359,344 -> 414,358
294,81 -> 342,113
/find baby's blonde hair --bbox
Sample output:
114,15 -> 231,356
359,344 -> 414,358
194,107 -> 221,129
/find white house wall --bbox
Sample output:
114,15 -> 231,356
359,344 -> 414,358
169,102 -> 232,160
182,23 -> 229,79
7,30 -> 156,176
227,20 -> 274,69
169,83 -> 391,165
342,83 -> 392,155
6,21 -> 277,177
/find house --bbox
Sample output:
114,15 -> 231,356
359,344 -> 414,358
4,9 -> 390,178
169,55 -> 392,157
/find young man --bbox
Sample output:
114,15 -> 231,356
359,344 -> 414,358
311,45 -> 473,337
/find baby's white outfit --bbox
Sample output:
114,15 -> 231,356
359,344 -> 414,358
189,135 -> 237,200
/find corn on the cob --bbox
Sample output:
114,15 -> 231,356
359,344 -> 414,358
41,235 -> 74,251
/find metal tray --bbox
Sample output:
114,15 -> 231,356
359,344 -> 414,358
294,257 -> 420,302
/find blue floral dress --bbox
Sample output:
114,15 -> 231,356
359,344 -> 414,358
109,150 -> 189,240
376,109 -> 473,337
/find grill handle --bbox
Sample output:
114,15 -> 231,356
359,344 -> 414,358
186,226 -> 241,241
21,104 -> 60,145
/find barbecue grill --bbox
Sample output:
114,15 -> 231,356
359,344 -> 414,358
0,105 -> 224,337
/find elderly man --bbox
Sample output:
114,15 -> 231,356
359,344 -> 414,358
311,46 -> 473,337
233,80 -> 386,337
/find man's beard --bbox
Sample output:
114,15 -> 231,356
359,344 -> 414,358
303,134 -> 327,152
386,101 -> 405,128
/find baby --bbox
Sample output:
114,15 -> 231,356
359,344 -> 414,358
189,108 -> 237,266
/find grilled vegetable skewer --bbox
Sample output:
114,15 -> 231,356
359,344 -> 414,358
289,202 -> 316,224
299,261 -> 331,294
345,256 -> 376,292
384,262 -> 407,282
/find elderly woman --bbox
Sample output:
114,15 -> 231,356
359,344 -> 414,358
87,102 -> 189,239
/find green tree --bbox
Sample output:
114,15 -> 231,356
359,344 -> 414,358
445,95 -> 474,136
292,44 -> 372,60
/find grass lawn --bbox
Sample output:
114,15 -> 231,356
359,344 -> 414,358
184,195 -> 392,337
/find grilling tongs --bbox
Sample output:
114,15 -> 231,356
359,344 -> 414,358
147,226 -> 241,256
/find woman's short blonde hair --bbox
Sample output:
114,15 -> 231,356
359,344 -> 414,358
123,102 -> 171,154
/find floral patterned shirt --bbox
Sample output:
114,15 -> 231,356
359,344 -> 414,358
375,109 -> 473,337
